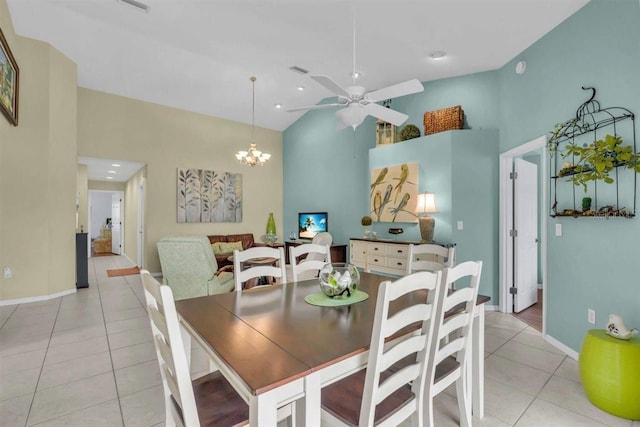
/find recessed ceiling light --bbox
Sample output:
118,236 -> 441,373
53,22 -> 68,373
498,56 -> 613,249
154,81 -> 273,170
429,51 -> 447,60
297,86 -> 305,91
108,170 -> 116,174
112,163 -> 120,167
351,71 -> 361,79
106,176 -> 113,180
275,104 -> 282,109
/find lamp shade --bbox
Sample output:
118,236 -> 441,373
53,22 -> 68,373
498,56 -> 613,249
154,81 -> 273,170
415,192 -> 438,214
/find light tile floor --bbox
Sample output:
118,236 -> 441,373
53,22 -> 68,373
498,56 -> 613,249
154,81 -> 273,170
0,255 -> 637,426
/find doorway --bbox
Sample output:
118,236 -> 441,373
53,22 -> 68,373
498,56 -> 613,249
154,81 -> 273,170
499,136 -> 547,333
89,190 -> 124,257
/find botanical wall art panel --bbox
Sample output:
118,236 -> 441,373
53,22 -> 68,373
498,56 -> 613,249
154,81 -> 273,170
370,162 -> 418,223
177,168 -> 242,223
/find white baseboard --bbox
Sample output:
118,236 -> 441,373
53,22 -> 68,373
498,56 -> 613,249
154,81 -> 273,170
0,288 -> 77,307
484,305 -> 499,312
545,334 -> 579,360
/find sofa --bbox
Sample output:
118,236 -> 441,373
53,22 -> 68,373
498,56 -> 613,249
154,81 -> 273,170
207,233 -> 259,267
157,235 -> 234,300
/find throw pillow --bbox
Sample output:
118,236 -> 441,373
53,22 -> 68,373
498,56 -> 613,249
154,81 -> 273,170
211,241 -> 244,255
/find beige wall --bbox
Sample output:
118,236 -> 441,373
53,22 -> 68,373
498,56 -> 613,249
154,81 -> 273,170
0,0 -> 78,301
77,89 -> 283,273
0,0 -> 283,300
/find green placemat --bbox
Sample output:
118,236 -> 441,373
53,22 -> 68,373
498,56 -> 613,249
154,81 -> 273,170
304,290 -> 369,307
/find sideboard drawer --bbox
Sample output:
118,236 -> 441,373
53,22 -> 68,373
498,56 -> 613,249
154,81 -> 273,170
386,244 -> 409,259
367,254 -> 387,268
366,242 -> 387,256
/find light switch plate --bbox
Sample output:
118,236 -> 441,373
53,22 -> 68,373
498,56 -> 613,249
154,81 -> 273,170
457,221 -> 463,230
555,223 -> 562,237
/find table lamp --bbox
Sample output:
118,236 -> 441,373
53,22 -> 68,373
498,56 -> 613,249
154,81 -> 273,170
415,192 -> 438,242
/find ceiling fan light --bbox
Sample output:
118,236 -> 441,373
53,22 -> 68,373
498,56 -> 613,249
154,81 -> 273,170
337,104 -> 367,130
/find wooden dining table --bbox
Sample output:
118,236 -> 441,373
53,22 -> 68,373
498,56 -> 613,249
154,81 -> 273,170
175,272 -> 490,426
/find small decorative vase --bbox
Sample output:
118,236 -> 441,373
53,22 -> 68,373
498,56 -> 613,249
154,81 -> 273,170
266,213 -> 277,244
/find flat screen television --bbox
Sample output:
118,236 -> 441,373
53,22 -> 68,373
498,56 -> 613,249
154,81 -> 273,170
298,212 -> 328,240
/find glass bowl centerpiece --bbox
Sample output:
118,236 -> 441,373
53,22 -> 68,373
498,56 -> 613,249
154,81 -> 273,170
319,263 -> 360,298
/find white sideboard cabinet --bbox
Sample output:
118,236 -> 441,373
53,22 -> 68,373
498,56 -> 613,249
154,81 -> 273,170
349,238 -> 454,276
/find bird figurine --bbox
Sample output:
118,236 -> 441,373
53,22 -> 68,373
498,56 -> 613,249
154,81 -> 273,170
606,314 -> 639,340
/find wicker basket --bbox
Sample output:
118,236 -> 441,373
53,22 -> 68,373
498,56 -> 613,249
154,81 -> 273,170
423,105 -> 464,135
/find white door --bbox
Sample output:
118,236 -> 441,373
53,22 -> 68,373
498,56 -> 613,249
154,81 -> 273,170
513,158 -> 538,312
111,193 -> 122,255
137,180 -> 145,268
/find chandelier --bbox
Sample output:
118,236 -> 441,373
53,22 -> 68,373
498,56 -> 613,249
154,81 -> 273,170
235,77 -> 271,166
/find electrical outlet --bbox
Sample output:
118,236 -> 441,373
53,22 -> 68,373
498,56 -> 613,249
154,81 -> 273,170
588,309 -> 596,325
457,221 -> 463,230
3,267 -> 11,279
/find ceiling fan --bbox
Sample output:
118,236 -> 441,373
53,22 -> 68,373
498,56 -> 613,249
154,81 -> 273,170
286,2 -> 424,130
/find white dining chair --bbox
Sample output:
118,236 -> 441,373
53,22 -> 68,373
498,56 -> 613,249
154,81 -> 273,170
320,270 -> 444,427
406,243 -> 455,275
288,243 -> 331,282
140,270 -> 293,427
233,246 -> 287,291
424,260 -> 483,427
141,270 -> 294,426
312,231 -> 333,247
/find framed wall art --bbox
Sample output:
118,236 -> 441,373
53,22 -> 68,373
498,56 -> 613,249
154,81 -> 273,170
0,25 -> 19,126
177,168 -> 243,223
370,162 -> 418,222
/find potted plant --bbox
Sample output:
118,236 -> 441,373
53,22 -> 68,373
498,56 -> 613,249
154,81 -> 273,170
561,134 -> 640,192
361,215 -> 372,238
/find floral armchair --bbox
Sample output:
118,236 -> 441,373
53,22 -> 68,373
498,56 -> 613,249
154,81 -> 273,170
157,235 -> 234,300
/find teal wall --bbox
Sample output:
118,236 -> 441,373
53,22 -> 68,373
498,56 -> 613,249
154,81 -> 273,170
497,0 -> 640,352
283,71 -> 501,246
283,106 -> 376,246
283,0 -> 639,353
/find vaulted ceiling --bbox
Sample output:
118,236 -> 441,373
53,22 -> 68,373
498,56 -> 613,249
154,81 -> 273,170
8,0 -> 589,132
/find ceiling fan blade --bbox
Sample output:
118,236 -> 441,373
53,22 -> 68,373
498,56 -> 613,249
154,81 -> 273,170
365,103 -> 409,126
311,75 -> 351,98
366,79 -> 424,102
285,103 -> 342,113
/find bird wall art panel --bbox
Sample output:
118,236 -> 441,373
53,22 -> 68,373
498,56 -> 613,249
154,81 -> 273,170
177,168 -> 242,223
369,162 -> 418,223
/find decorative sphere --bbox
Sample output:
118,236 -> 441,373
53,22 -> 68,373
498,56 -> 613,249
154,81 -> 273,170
319,263 -> 360,298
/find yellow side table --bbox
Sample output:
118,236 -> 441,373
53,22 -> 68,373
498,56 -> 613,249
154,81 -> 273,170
579,329 -> 640,420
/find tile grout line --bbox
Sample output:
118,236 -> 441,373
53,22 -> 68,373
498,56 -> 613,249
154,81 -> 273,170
94,256 -> 129,426
23,295 -> 63,427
